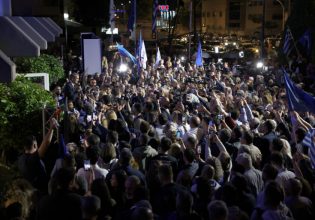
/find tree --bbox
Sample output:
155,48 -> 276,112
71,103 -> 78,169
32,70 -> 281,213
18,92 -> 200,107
0,77 -> 55,163
15,54 -> 64,86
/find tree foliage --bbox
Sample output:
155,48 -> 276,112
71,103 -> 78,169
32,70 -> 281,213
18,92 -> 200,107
15,54 -> 64,86
0,77 -> 55,155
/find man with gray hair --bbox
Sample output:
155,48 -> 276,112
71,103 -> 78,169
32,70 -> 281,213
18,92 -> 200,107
236,152 -> 263,196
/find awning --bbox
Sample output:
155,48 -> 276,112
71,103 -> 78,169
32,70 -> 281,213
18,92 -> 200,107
0,16 -> 62,83
0,49 -> 16,82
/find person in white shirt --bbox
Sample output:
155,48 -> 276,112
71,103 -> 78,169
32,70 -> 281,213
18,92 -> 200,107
183,115 -> 200,141
77,146 -> 108,189
155,113 -> 168,140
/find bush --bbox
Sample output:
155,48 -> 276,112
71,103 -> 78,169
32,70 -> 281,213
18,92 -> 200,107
0,77 -> 56,160
15,54 -> 65,85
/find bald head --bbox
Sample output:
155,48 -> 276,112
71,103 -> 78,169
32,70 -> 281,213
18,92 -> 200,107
190,116 -> 201,128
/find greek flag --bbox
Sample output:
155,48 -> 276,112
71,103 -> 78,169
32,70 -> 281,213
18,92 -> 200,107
302,128 -> 315,169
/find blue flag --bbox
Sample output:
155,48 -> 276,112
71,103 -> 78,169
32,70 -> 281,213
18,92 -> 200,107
283,28 -> 294,56
137,31 -> 142,59
283,69 -> 315,115
299,29 -> 312,57
127,0 -> 136,32
117,43 -> 137,64
152,0 -> 158,35
59,134 -> 68,158
135,31 -> 142,70
195,41 -> 203,67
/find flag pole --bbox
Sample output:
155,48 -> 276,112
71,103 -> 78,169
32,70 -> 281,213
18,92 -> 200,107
152,0 -> 158,46
109,0 -> 115,45
287,26 -> 301,57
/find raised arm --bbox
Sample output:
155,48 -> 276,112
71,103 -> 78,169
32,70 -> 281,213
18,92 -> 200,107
38,118 -> 58,158
212,133 -> 228,154
204,134 -> 212,160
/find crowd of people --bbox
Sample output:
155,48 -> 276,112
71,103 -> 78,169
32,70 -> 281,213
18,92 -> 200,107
1,52 -> 315,220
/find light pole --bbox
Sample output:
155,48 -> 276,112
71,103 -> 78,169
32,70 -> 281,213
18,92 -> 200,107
275,0 -> 285,31
63,12 -> 69,48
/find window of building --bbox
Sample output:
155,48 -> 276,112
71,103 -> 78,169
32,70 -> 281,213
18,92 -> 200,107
219,11 -> 223,17
229,2 -> 241,20
248,14 -> 262,23
213,11 -> 216,17
157,20 -> 161,27
230,12 -> 240,20
207,12 -> 210,17
229,23 -> 240,28
248,0 -> 263,7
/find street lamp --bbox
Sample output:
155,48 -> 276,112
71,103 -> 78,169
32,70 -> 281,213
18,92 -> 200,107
63,13 -> 69,48
275,0 -> 285,31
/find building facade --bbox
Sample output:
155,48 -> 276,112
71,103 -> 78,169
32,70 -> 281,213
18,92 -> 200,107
201,0 -> 228,34
245,0 -> 284,36
201,0 -> 287,35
